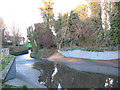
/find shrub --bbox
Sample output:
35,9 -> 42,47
9,46 -> 29,56
34,23 -> 56,49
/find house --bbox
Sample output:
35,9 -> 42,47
4,35 -> 25,46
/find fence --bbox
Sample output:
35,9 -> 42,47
0,48 -> 9,61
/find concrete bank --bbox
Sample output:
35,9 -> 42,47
4,51 -> 47,88
2,56 -> 16,83
58,50 -> 120,60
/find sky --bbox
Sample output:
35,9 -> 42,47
0,0 -> 90,40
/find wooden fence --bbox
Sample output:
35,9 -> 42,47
0,48 -> 9,61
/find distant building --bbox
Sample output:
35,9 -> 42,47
4,35 -> 25,46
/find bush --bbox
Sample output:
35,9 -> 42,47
108,11 -> 120,46
34,23 -> 56,49
9,46 -> 29,56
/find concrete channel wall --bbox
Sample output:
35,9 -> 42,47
59,50 -> 120,60
2,56 -> 16,83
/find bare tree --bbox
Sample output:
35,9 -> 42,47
0,17 -> 6,47
11,25 -> 21,46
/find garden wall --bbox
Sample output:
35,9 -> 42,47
0,48 -> 9,61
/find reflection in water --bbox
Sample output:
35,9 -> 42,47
17,50 -> 33,60
58,83 -> 62,88
23,50 -> 33,59
51,64 -> 58,82
104,78 -> 114,88
25,63 -> 34,67
33,61 -> 118,88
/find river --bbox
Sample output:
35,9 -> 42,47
5,50 -> 119,88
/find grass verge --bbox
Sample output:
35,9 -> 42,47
2,84 -> 33,90
0,55 -> 13,71
61,45 -> 120,52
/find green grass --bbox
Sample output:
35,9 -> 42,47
0,55 -> 13,71
2,84 -> 33,90
23,44 -> 32,48
61,47 -> 104,52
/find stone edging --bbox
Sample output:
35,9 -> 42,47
2,56 -> 16,83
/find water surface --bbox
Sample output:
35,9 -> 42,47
15,50 -> 119,88
32,61 -> 119,88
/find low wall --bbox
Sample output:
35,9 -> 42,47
59,50 -> 120,60
0,48 -> 9,61
2,56 -> 16,83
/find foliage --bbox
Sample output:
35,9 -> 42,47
9,46 -> 29,56
54,1 -> 119,50
73,4 -> 88,20
34,23 -> 56,49
55,8 -> 102,49
40,0 -> 54,29
28,1 -> 119,52
108,7 -> 120,46
88,1 -> 101,18
54,13 -> 69,49
27,26 -> 37,52
54,13 -> 69,32
68,11 -> 85,46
